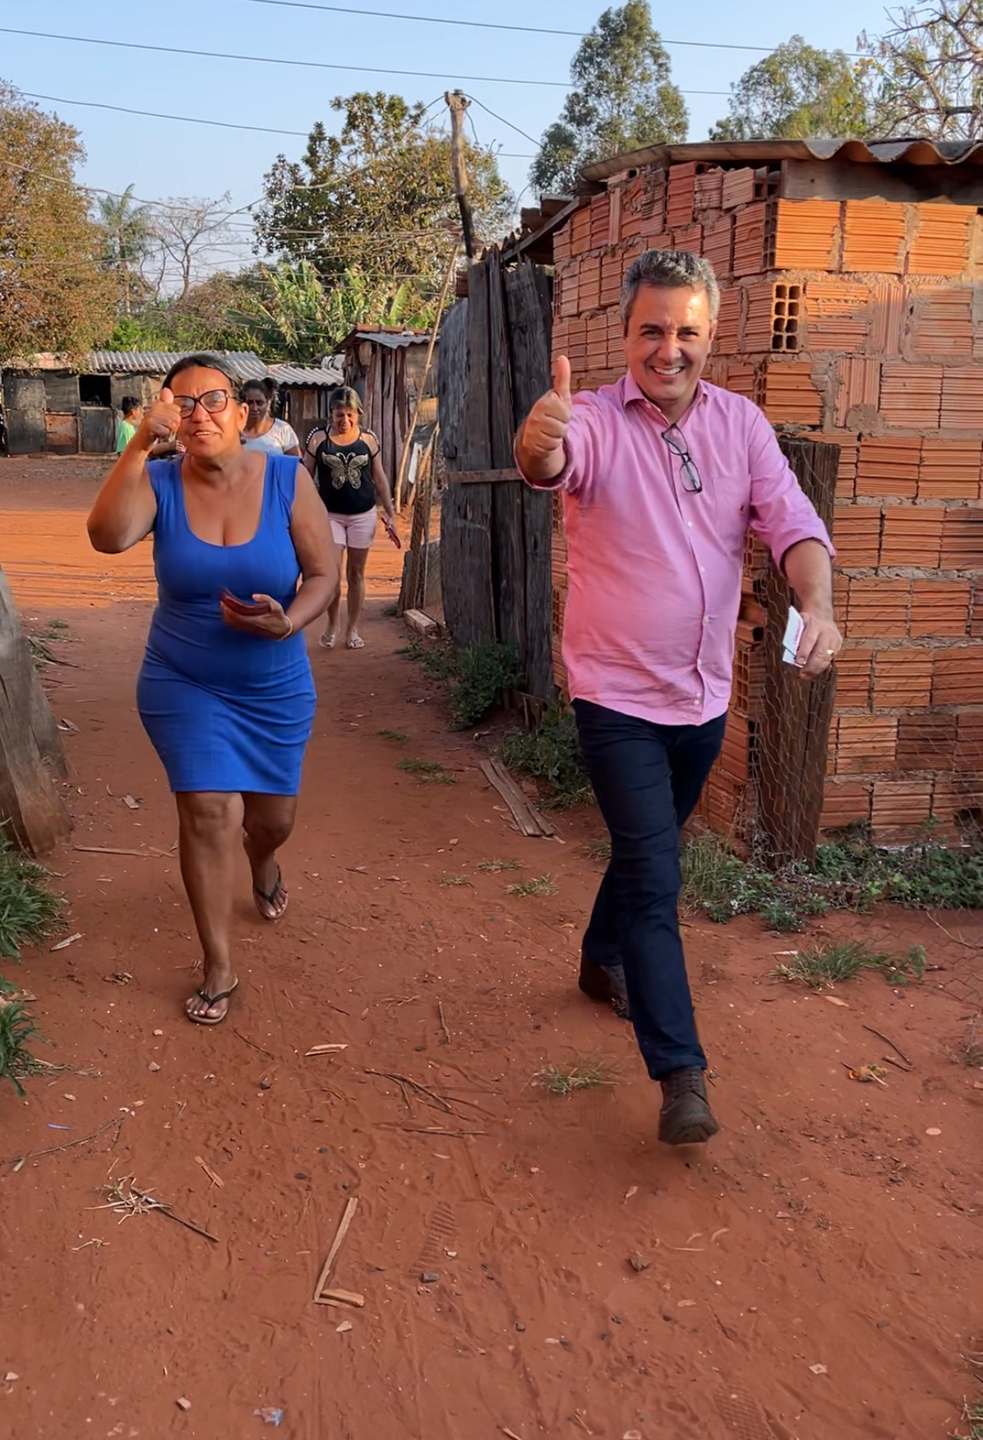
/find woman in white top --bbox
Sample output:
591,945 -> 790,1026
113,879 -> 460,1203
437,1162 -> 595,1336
241,378 -> 302,455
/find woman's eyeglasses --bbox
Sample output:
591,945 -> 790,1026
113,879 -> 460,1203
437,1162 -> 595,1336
172,389 -> 233,418
661,425 -> 703,493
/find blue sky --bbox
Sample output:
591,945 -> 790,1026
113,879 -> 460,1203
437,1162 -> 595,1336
3,0 -> 894,269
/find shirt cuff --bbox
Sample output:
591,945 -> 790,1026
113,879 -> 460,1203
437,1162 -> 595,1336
514,439 -> 577,491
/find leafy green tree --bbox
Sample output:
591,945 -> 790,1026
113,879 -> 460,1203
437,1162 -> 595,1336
709,36 -> 872,141
96,183 -> 153,314
255,91 -> 512,317
0,81 -> 114,361
861,1 -> 983,140
530,2 -> 688,196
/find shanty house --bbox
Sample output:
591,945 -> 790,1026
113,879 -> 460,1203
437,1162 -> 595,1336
340,327 -> 438,486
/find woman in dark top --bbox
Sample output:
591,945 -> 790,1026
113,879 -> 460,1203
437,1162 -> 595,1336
303,387 -> 397,650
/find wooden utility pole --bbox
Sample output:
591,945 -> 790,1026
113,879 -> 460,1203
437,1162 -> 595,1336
445,90 -> 476,260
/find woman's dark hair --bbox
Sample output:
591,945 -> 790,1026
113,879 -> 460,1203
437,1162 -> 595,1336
120,395 -> 141,416
162,352 -> 242,398
242,376 -> 277,406
328,385 -> 362,415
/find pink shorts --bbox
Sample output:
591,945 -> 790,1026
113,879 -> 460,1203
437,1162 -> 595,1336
328,510 -> 377,549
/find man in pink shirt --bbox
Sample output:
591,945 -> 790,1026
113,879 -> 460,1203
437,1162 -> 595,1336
515,249 -> 841,1145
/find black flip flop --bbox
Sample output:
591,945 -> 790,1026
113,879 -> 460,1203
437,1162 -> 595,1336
186,976 -> 239,1026
253,866 -> 288,922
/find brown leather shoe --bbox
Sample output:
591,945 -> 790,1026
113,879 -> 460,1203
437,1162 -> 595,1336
578,953 -> 629,1019
658,1067 -> 719,1145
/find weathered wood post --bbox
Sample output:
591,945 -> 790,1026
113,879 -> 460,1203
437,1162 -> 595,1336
755,437 -> 839,866
0,570 -> 71,855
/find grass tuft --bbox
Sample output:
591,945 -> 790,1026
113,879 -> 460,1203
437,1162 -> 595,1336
680,825 -> 983,932
533,1058 -> 614,1096
398,636 -> 523,728
501,706 -> 592,809
950,1402 -> 983,1440
377,728 -> 409,742
478,858 -> 521,872
506,874 -> 557,898
773,940 -> 926,990
397,758 -> 456,784
0,997 -> 41,1096
439,875 -> 470,887
0,835 -> 62,960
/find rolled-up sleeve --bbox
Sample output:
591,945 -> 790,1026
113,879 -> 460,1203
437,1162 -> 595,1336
516,394 -> 601,499
746,407 -> 835,569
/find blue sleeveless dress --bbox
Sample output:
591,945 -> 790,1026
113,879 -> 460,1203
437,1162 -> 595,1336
137,456 -> 316,795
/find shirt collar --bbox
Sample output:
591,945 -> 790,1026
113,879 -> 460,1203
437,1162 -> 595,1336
620,371 -> 709,423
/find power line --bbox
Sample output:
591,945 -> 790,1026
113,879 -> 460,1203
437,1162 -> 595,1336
0,26 -> 732,94
20,91 -> 310,138
239,0 -> 826,55
0,26 -> 569,88
465,96 -> 541,149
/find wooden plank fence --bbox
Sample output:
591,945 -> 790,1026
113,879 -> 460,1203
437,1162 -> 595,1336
438,249 -> 554,701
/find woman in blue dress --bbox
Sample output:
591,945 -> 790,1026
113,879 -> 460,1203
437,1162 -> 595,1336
88,354 -> 338,1026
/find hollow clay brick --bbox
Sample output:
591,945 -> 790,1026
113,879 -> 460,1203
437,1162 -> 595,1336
833,715 -> 898,773
872,647 -> 934,708
871,778 -> 934,829
842,201 -> 906,274
897,712 -> 956,771
770,199 -> 840,271
907,205 -> 973,276
759,360 -> 822,426
908,288 -> 973,359
910,579 -> 971,637
834,646 -> 874,708
832,506 -> 883,568
805,279 -> 870,350
932,646 -> 983,704
846,578 -> 910,637
821,779 -> 873,830
880,507 -> 944,568
835,359 -> 880,426
856,437 -> 920,500
940,510 -> 983,570
879,364 -> 943,430
917,439 -> 982,500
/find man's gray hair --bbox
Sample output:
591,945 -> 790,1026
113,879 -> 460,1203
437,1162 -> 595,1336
619,249 -> 720,326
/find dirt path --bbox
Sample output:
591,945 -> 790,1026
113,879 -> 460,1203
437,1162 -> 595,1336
1,461 -> 980,1440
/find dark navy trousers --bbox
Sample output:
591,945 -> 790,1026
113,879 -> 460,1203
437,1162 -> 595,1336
573,700 -> 727,1080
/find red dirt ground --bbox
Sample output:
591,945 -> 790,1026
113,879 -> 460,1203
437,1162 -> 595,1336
0,458 -> 981,1440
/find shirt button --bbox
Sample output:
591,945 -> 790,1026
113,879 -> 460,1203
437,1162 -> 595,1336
703,614 -> 711,623
687,521 -> 693,528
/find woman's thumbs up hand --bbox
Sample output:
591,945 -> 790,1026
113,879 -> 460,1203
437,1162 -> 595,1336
136,386 -> 183,448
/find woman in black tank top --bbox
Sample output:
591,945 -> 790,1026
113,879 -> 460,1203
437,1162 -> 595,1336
303,387 -> 397,650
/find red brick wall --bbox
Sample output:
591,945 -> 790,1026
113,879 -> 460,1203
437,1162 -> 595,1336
550,165 -> 983,841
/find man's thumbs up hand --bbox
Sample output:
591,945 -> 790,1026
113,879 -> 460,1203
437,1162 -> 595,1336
516,355 -> 573,480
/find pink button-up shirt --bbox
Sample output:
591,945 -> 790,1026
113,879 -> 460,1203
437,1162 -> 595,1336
520,374 -> 833,727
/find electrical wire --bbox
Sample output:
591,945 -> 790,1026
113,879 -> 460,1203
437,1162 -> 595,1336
237,0 -> 839,56
19,91 -> 310,138
0,26 -> 570,88
0,26 -> 732,94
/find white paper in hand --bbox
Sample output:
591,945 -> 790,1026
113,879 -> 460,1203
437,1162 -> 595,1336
782,606 -> 804,666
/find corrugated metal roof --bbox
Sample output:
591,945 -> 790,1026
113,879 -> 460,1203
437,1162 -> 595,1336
268,362 -> 344,387
580,136 -> 983,184
87,350 -> 269,379
341,327 -> 431,351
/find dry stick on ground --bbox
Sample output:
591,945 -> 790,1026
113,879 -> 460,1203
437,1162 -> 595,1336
438,1000 -> 451,1045
861,1024 -> 913,1068
8,1117 -> 122,1169
364,1069 -> 457,1115
395,1126 -> 487,1137
128,1186 -> 218,1243
232,1027 -> 275,1060
925,910 -> 976,950
313,1196 -> 359,1304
